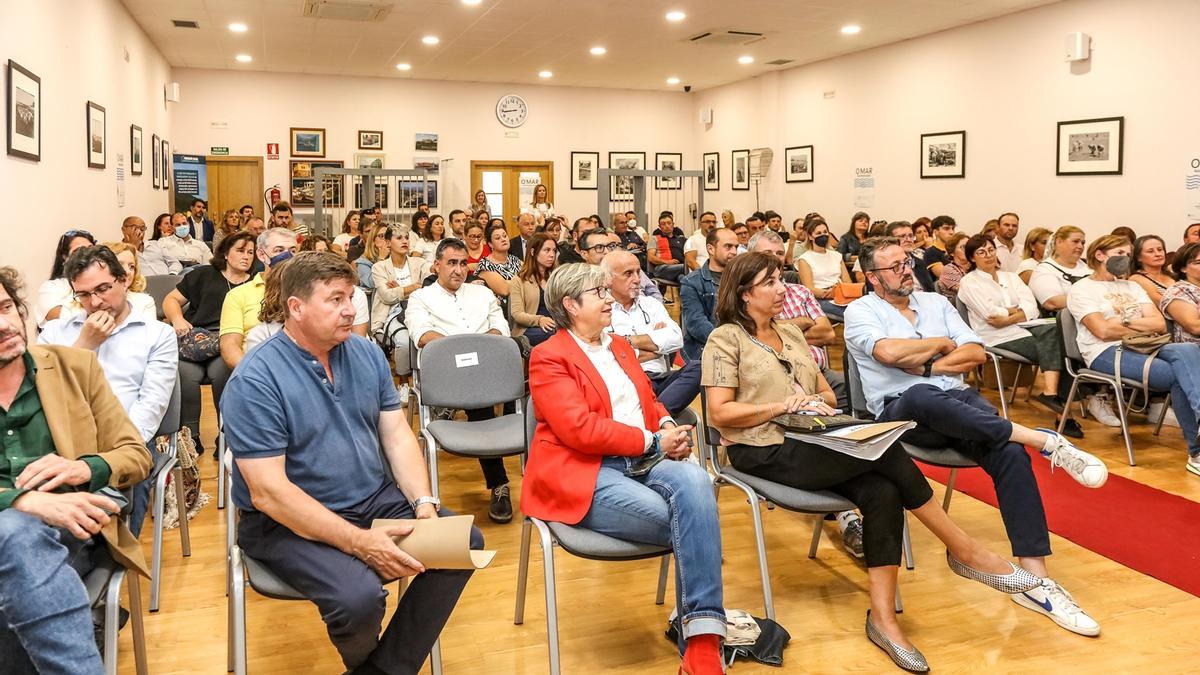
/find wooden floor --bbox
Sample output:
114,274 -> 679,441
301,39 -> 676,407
117,375 -> 1200,674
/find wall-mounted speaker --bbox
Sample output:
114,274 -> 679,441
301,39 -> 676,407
165,82 -> 181,103
1065,32 -> 1091,62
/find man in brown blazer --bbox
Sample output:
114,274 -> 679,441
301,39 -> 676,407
0,267 -> 151,673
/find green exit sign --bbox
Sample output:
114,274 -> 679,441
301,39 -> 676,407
210,146 -> 230,155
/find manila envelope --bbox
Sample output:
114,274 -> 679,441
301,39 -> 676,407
371,515 -> 496,570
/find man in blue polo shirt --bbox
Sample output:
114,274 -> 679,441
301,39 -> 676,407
222,251 -> 482,675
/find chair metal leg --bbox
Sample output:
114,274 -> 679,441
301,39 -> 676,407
737,484 -> 776,621
894,586 -> 904,614
655,555 -> 670,605
1022,366 -> 1040,404
172,465 -> 192,557
1154,393 -> 1171,436
1007,363 -> 1023,407
217,428 -> 226,510
127,572 -> 148,675
429,638 -> 443,675
422,428 -> 441,500
1058,377 -> 1082,434
514,518 -> 532,624
530,519 -> 561,675
942,469 -> 957,513
807,515 -> 824,558
231,548 -> 247,675
149,457 -> 174,612
103,569 -> 124,675
902,514 -> 915,571
1110,383 -> 1137,466
990,354 -> 1009,419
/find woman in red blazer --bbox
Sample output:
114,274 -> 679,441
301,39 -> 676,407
522,263 -> 724,675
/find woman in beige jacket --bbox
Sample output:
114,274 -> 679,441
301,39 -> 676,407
508,233 -> 559,345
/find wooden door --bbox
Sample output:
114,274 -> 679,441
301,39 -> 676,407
206,156 -> 264,226
469,161 -> 553,236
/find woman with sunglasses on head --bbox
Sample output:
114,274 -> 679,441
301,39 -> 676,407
35,229 -> 97,326
704,252 -> 1047,672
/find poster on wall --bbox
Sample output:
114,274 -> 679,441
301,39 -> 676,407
853,166 -> 875,208
1187,157 -> 1200,221
172,154 -> 208,213
7,60 -> 41,161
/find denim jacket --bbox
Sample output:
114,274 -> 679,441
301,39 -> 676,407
681,263 -> 718,361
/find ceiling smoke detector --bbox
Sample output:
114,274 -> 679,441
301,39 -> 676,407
302,1 -> 394,22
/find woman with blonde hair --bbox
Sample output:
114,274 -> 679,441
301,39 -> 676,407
522,182 -> 554,226
100,241 -> 156,320
354,222 -> 389,291
213,209 -> 242,250
1018,227 -> 1052,284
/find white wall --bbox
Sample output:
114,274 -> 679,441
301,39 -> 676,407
693,0 -> 1200,242
0,0 -> 172,297
169,69 -> 694,227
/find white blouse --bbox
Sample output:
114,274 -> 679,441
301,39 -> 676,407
957,269 -> 1040,346
799,248 -> 844,289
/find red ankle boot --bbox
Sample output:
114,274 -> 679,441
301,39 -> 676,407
679,634 -> 723,675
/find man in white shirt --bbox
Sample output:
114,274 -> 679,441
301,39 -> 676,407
995,212 -> 1021,273
121,215 -> 181,275
684,211 -> 718,272
602,251 -> 699,415
405,239 -> 513,523
187,198 -> 215,244
157,212 -> 213,265
38,245 -> 177,536
447,209 -> 468,239
578,229 -> 663,302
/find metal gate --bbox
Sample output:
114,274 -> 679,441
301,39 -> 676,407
597,168 -> 704,235
306,168 -> 435,238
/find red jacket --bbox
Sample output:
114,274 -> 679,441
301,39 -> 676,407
521,329 -> 670,524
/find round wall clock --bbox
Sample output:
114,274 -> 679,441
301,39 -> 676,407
496,94 -> 528,128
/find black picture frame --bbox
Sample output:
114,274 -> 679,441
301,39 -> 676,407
161,139 -> 170,189
784,145 -> 814,183
731,149 -> 750,190
86,100 -> 106,169
151,134 -> 160,188
1056,116 -> 1124,176
655,152 -> 683,190
702,152 -> 719,191
130,125 -> 143,176
608,151 -> 646,197
570,151 -> 599,190
919,130 -> 966,179
6,59 -> 40,162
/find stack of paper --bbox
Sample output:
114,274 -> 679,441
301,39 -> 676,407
785,421 -> 916,461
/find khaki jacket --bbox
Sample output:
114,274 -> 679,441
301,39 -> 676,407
508,276 -> 543,336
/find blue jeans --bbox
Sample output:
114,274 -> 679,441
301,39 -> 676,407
819,299 -> 846,321
0,510 -> 103,675
577,456 -> 726,640
1089,344 -> 1200,457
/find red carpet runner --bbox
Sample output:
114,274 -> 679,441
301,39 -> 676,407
918,447 -> 1200,598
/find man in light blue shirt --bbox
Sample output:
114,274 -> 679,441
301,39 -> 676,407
844,236 -> 1105,637
39,246 -> 177,535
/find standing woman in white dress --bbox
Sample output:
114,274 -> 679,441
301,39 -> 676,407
522,183 -> 554,227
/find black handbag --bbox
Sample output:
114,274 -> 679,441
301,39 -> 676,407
178,327 -> 221,362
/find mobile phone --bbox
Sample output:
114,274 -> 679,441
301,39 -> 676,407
94,486 -> 129,516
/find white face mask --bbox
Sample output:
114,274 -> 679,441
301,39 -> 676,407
628,219 -> 637,228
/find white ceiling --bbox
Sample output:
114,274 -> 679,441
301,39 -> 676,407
121,0 -> 1061,91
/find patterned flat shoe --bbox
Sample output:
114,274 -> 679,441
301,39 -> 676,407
865,610 -> 929,673
946,551 -> 1041,594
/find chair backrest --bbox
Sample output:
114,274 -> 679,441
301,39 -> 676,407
144,274 -> 178,321
419,334 -> 524,409
842,349 -> 873,420
525,394 -> 536,449
156,377 -> 182,436
954,296 -> 970,326
1056,306 -> 1086,364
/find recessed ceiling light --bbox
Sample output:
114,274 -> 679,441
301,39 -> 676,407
235,54 -> 252,63
228,22 -> 248,33
666,77 -> 680,85
665,10 -> 686,22
590,46 -> 607,56
538,70 -> 553,79
461,0 -> 482,4
841,24 -> 861,35
737,55 -> 754,65
396,62 -> 412,71
422,35 -> 440,45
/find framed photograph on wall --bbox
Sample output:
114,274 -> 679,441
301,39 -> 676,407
290,160 -> 344,207
784,145 -> 814,183
86,101 -> 106,169
570,151 -> 599,190
702,152 -> 719,191
354,152 -> 385,169
731,149 -> 750,190
608,151 -> 645,197
151,134 -> 160,188
7,60 -> 41,161
920,130 -> 966,179
655,152 -> 683,190
355,182 -> 389,209
413,157 -> 439,174
161,139 -> 170,189
399,180 -> 437,208
290,127 -> 326,157
358,129 -> 383,150
130,125 -> 143,176
1056,116 -> 1123,176
414,133 -> 438,152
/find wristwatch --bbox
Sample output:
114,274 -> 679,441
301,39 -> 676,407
412,496 -> 441,511
922,358 -> 934,378
1121,316 -> 1132,328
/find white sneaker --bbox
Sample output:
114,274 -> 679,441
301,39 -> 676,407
1188,455 -> 1200,478
397,383 -> 410,406
1147,400 -> 1180,428
1012,578 -> 1100,636
1037,428 -> 1108,488
1086,395 -> 1123,427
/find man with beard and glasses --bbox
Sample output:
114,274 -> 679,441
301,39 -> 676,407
0,266 -> 151,673
843,236 -> 1106,638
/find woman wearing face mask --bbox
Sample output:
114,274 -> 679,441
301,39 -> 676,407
157,212 -> 214,266
1067,235 -> 1200,475
839,211 -> 871,266
797,216 -> 852,320
1130,235 -> 1174,308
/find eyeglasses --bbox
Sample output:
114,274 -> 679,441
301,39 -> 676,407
585,243 -> 620,253
895,233 -> 916,241
72,282 -> 115,302
581,285 -> 613,299
868,258 -> 915,275
974,248 -> 997,257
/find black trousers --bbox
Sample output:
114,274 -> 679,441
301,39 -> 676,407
238,482 -> 483,674
727,440 -> 934,568
465,405 -> 511,489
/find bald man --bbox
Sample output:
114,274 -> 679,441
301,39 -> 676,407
122,216 -> 181,275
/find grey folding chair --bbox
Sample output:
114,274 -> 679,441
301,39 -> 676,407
225,450 -> 443,675
954,297 -> 1038,418
84,542 -> 148,675
513,397 -> 679,675
417,334 -> 528,500
143,274 -> 179,321
149,377 -> 191,612
696,389 -> 902,619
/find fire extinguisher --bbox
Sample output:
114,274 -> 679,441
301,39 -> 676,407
265,185 -> 281,208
